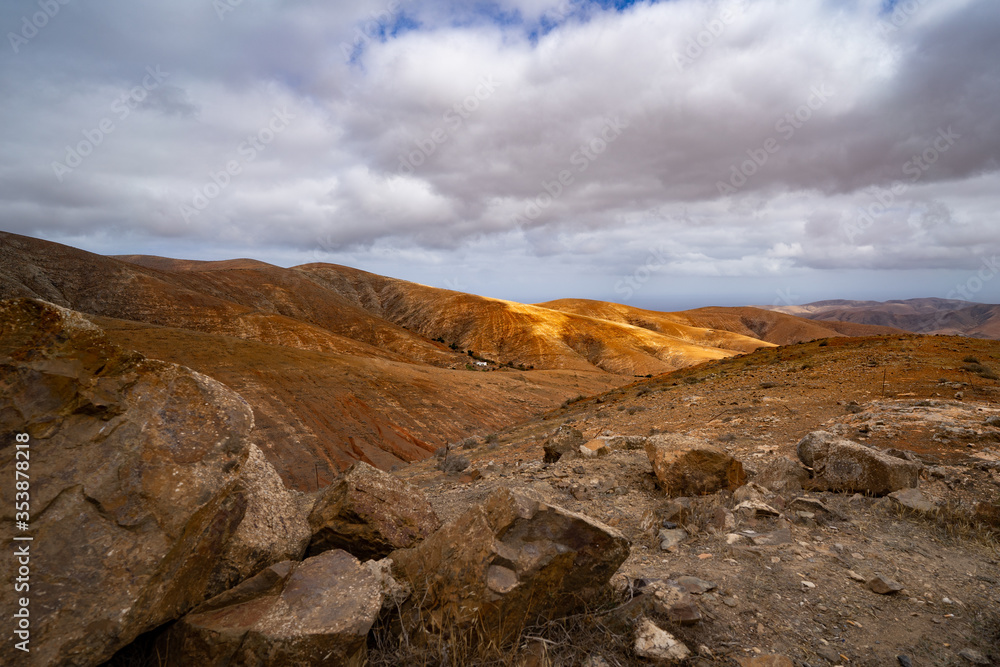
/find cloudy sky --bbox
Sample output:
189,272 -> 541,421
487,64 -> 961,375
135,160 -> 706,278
1,0 -> 998,309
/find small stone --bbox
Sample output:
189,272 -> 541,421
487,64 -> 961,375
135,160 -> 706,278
726,533 -> 748,545
634,617 -> 692,661
712,506 -> 737,531
486,565 -> 519,594
959,648 -> 990,664
723,596 -> 738,607
789,497 -> 842,521
675,576 -> 718,594
847,570 -> 867,583
801,580 -> 817,590
458,469 -> 482,484
889,488 -> 938,515
735,500 -> 782,517
751,522 -> 793,546
582,656 -> 612,667
580,439 -> 610,458
815,646 -> 842,663
665,598 -> 702,626
868,574 -> 904,595
662,520 -> 678,529
659,528 -> 689,551
897,656 -> 913,667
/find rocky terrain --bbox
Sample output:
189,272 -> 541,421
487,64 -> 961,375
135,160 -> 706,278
2,295 -> 997,666
390,333 -> 1000,666
1,236 -> 997,666
765,299 -> 1000,339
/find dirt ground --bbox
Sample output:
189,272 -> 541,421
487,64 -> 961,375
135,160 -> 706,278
394,335 -> 1000,666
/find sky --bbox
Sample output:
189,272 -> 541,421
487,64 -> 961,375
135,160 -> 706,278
1,0 -> 998,311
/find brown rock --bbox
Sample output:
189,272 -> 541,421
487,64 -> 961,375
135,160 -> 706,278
660,497 -> 693,523
0,299 -> 255,666
645,434 -> 746,496
543,426 -> 585,463
209,444 -> 312,596
888,488 -> 938,516
733,481 -> 776,505
459,468 -> 483,483
788,496 -> 843,522
711,506 -> 736,531
307,461 -> 441,560
165,549 -> 382,666
580,439 -> 610,458
868,574 -> 904,595
754,456 -> 810,494
797,431 -> 921,495
634,617 -> 691,662
673,576 -> 717,594
390,488 -> 630,642
648,582 -> 702,625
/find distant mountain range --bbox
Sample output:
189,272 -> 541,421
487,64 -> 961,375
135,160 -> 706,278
762,298 -> 1000,339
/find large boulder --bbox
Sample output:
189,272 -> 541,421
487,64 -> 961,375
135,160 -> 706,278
796,431 -> 921,495
209,444 -> 313,596
307,461 -> 440,560
164,549 -> 382,666
645,434 -> 746,496
389,487 -> 630,642
0,299 -> 271,665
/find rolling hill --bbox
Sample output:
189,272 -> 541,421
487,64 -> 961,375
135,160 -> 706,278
537,299 -> 903,345
765,298 -> 1000,338
0,231 -> 904,488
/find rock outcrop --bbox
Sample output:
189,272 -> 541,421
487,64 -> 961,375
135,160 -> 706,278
389,487 -> 630,643
0,298 -> 297,665
307,461 -> 441,560
542,426 -> 585,463
209,444 -> 313,596
164,549 -> 382,666
645,434 -> 747,496
796,431 -> 921,495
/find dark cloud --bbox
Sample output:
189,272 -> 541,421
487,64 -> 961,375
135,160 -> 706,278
0,0 -> 998,305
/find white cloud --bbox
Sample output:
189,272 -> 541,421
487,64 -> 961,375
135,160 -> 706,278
1,0 -> 999,305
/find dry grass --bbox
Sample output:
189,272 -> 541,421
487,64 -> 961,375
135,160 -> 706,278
368,585 -> 636,667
